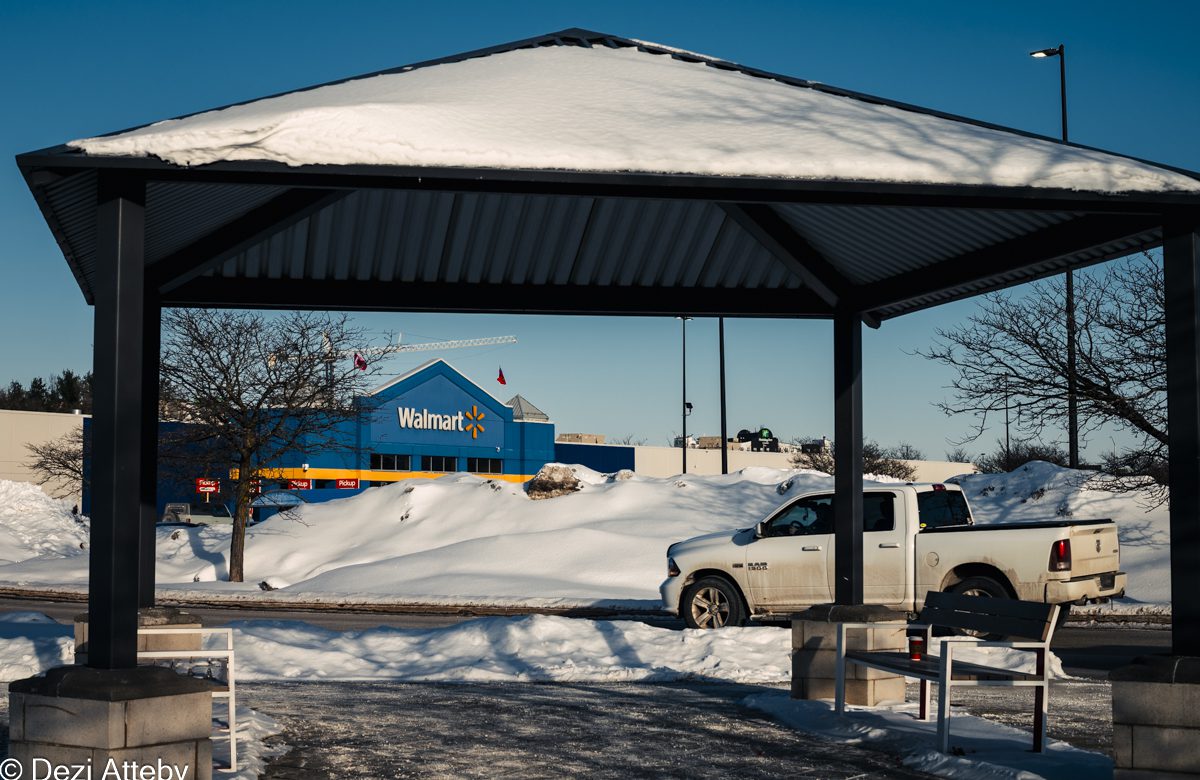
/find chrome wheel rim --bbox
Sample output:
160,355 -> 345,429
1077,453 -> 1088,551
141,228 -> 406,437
958,586 -> 994,636
690,586 -> 731,628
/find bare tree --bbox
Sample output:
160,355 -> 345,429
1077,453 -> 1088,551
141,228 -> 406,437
25,426 -> 88,499
610,434 -> 648,446
160,309 -> 398,582
919,253 -> 1166,493
790,439 -> 918,481
944,447 -> 974,465
974,439 -> 1068,474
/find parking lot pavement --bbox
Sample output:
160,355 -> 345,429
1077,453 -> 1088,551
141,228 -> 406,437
917,678 -> 1114,757
253,680 -> 935,779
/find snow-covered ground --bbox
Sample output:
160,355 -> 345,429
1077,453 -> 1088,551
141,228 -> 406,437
0,610 -> 1103,780
0,462 -> 1170,612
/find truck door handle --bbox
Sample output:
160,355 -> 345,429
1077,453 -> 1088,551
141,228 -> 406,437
878,542 -> 901,549
802,545 -> 822,551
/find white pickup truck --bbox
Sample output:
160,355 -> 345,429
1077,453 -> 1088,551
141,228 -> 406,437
660,483 -> 1126,629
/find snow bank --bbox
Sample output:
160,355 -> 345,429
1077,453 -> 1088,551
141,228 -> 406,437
69,44 -> 1198,194
0,612 -> 73,681
955,462 -> 1170,609
0,481 -> 88,564
0,461 -> 1171,612
229,614 -> 792,683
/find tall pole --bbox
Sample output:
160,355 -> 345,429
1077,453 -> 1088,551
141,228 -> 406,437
718,317 -> 728,475
1033,43 -> 1078,468
1060,46 -> 1079,469
681,317 -> 688,475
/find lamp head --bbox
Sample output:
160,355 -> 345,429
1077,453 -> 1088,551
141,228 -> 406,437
1029,45 -> 1063,59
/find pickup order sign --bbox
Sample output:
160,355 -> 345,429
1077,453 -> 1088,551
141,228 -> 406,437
336,478 -> 360,489
195,478 -> 220,494
288,479 -> 312,490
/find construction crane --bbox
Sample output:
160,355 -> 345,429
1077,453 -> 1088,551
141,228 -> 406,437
395,334 -> 517,352
295,332 -> 518,395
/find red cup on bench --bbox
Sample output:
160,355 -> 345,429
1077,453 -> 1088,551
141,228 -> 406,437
909,636 -> 925,661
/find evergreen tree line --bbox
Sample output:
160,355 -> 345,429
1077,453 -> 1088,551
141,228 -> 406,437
0,370 -> 92,413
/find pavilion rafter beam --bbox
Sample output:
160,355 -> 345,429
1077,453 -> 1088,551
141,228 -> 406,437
719,203 -> 879,328
162,277 -> 828,318
857,213 -> 1163,317
149,188 -> 347,294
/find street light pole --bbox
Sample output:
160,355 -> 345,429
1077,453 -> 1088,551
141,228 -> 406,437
680,316 -> 691,474
1031,43 -> 1079,468
719,317 -> 728,475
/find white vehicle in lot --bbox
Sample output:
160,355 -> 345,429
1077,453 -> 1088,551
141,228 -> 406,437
661,483 -> 1126,629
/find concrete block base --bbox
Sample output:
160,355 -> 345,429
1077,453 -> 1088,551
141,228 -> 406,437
1111,655 -> 1200,778
791,604 -> 907,706
7,665 -> 214,780
74,607 -> 203,664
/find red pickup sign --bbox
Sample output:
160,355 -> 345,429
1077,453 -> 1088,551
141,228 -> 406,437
335,479 -> 360,489
287,479 -> 312,490
195,478 -> 220,494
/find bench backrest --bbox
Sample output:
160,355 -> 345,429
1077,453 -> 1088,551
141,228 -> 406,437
920,591 -> 1058,642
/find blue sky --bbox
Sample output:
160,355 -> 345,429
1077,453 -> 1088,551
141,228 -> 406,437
2,1 -> 1197,459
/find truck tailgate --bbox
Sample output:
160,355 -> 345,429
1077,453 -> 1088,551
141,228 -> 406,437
1069,523 -> 1121,576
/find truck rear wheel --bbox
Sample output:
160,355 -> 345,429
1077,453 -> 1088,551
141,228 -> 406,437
949,576 -> 1009,639
682,576 -> 746,629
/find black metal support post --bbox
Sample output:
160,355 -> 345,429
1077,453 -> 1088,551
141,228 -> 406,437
719,317 -> 728,475
137,299 -> 161,609
833,312 -> 864,605
1163,220 -> 1200,657
88,175 -> 146,669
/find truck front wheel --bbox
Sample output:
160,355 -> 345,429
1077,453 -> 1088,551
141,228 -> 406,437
682,576 -> 746,629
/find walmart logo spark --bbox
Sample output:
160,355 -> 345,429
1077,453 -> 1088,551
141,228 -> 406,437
464,405 -> 485,439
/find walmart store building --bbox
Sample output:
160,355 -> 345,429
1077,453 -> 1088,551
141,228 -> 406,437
271,359 -> 559,502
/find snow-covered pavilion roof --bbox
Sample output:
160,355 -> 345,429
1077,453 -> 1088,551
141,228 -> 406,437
17,28 -> 1200,324
67,32 -> 1197,193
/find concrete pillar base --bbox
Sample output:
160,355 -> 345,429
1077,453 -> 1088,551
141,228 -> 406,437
7,665 -> 214,780
792,604 -> 907,706
74,607 -> 203,665
1111,655 -> 1200,779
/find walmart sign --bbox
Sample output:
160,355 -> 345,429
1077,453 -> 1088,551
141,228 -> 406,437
397,404 -> 489,439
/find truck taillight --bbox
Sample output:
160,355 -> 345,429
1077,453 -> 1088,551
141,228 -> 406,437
667,557 -> 680,577
1049,539 -> 1072,572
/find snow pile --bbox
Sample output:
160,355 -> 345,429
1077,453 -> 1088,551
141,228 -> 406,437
0,461 -> 1171,611
0,481 -> 88,564
229,614 -> 792,683
219,705 -> 286,780
956,462 -> 1170,608
0,612 -> 74,680
746,694 -> 1111,780
69,44 -> 1198,193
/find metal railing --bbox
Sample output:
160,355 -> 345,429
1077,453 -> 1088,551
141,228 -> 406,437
137,627 -> 237,772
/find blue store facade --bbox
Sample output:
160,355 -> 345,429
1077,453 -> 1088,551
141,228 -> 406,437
85,359 -> 560,517
264,359 -> 556,505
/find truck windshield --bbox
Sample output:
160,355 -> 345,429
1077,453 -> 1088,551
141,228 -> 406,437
916,490 -> 972,529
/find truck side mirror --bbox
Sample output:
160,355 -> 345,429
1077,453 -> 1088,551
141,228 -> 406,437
756,521 -> 767,538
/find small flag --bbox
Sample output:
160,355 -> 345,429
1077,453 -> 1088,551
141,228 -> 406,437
353,353 -> 368,371
497,366 -> 507,385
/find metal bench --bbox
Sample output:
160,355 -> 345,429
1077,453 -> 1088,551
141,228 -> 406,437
834,591 -> 1060,752
137,626 -> 238,772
